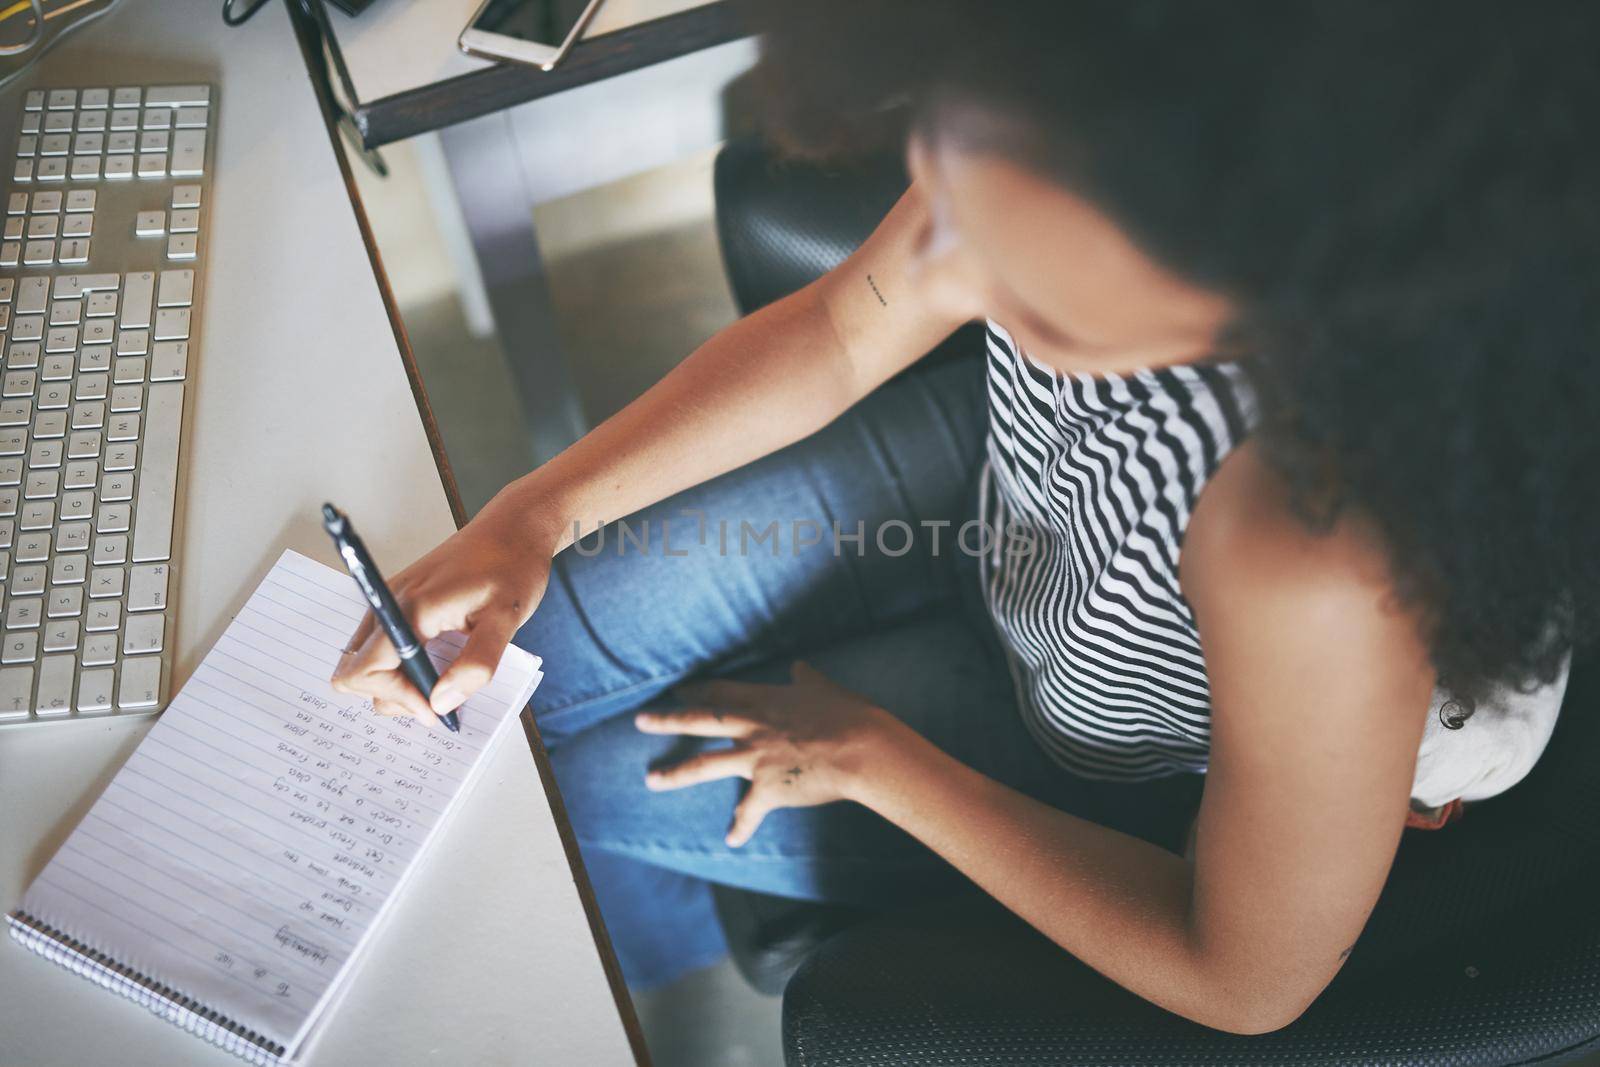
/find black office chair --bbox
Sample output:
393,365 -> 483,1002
708,135 -> 1600,1066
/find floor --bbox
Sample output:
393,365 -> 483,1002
354,138 -> 782,1067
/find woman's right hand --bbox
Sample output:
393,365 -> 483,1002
330,485 -> 562,725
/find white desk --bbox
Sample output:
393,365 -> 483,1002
0,2 -> 639,1064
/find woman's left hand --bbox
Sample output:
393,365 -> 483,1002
635,662 -> 909,847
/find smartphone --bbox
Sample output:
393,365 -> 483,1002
459,0 -> 607,71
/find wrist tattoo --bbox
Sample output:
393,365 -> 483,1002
866,273 -> 887,307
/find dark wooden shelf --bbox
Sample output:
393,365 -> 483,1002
335,1 -> 747,149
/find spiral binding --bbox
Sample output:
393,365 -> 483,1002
6,909 -> 288,1065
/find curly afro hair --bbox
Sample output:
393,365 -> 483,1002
744,0 -> 1599,705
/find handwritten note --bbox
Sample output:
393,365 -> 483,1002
17,550 -> 542,1056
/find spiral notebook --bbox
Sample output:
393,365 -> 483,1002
6,549 -> 544,1065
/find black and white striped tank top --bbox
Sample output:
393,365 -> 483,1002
980,321 -> 1258,781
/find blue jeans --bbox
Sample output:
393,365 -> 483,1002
514,356 -> 1204,988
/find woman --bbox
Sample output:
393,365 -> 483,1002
333,0 -> 1597,1032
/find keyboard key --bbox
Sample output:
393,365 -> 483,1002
65,190 -> 95,212
59,491 -> 93,522
75,373 -> 108,402
7,344 -> 38,369
114,359 -> 146,386
86,292 -> 116,317
107,131 -> 137,154
23,90 -> 44,111
58,238 -> 89,264
128,563 -> 167,612
0,666 -> 33,721
100,472 -> 133,500
62,214 -> 91,238
115,328 -> 148,356
36,654 -> 74,716
47,587 -> 82,618
118,655 -> 161,709
136,210 -> 165,236
68,158 -> 99,182
121,272 -> 154,328
171,184 -> 200,208
82,634 -> 117,665
37,382 -> 69,410
2,633 -> 37,664
77,668 -> 114,713
85,599 -> 119,632
89,566 -> 122,599
55,524 -> 89,553
20,501 -> 53,529
35,158 -> 66,182
24,470 -> 58,498
145,86 -> 210,107
0,242 -> 18,267
14,532 -> 48,562
4,195 -> 24,216
110,108 -> 140,130
10,567 -> 44,598
27,439 -> 62,468
43,619 -> 78,652
50,555 -> 86,586
137,154 -> 166,179
80,88 -> 110,109
42,112 -> 73,133
150,341 -> 187,382
154,308 -> 189,339
167,234 -> 196,260
95,503 -> 129,533
174,107 -> 208,129
139,130 -> 170,152
70,405 -> 104,432
54,273 -> 117,299
112,87 -> 141,108
142,108 -> 173,130
104,156 -> 133,179
158,270 -> 194,306
170,129 -> 205,177
131,383 -> 180,563
92,534 -> 126,566
109,385 -> 142,412
76,110 -> 107,132
46,89 -> 76,110
123,613 -> 163,655
22,241 -> 54,265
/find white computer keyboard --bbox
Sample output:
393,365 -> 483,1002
0,83 -> 212,724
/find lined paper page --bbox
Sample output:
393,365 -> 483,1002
17,549 -> 542,1056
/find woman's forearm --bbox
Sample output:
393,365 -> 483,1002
497,286 -> 859,553
848,725 -> 1291,1034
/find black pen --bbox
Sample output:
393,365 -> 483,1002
322,503 -> 460,733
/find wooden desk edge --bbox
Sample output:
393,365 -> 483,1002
289,9 -> 654,1066
342,2 -> 747,150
